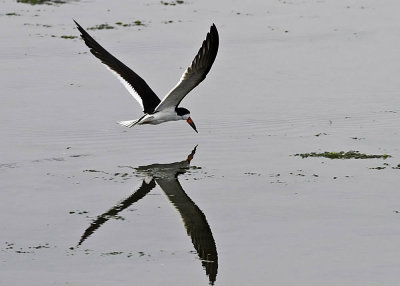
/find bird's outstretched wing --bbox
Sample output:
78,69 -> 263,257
154,24 -> 219,112
77,178 -> 156,246
156,178 -> 218,284
74,20 -> 161,114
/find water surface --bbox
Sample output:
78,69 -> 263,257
1,0 -> 400,285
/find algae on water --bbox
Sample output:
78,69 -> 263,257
61,35 -> 77,39
294,151 -> 391,160
87,23 -> 114,30
115,21 -> 145,27
161,0 -> 184,5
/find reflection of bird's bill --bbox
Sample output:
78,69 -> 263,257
76,145 -> 217,284
77,146 -> 198,246
186,145 -> 198,163
186,117 -> 198,133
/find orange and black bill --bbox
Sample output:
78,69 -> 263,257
187,117 -> 198,133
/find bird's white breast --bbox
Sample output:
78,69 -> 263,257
140,109 -> 181,125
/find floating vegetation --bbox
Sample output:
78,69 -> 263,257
289,172 -> 305,176
294,151 -> 391,160
3,242 -> 51,254
115,20 -> 145,27
24,23 -> 52,27
29,243 -> 50,249
4,242 -> 15,250
69,210 -> 88,215
83,168 -> 134,182
370,163 -> 389,170
61,35 -> 77,39
314,133 -> 327,137
244,172 -> 261,176
369,166 -> 386,170
101,251 -> 124,256
114,172 -> 129,177
5,12 -> 21,16
368,163 -> 400,170
83,169 -> 108,174
234,11 -> 252,16
161,0 -> 184,5
87,23 -> 114,30
17,0 -> 67,5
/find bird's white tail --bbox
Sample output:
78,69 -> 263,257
117,119 -> 139,128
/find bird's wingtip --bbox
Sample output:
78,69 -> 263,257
210,23 -> 218,34
73,19 -> 83,30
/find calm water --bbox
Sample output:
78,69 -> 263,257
2,0 -> 400,285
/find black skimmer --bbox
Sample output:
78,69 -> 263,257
74,20 -> 219,133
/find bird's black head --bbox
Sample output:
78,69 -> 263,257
176,107 -> 190,116
176,107 -> 197,133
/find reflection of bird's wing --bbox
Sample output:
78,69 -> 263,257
156,178 -> 218,285
74,20 -> 161,114
78,178 -> 156,246
154,24 -> 219,112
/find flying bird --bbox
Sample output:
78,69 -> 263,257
74,20 -> 219,133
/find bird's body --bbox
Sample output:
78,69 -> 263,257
118,107 -> 189,127
74,20 -> 219,133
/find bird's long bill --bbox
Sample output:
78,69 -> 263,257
187,117 -> 198,133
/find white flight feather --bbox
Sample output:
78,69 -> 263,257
154,71 -> 202,112
105,66 -> 144,111
117,119 -> 139,128
154,34 -> 212,112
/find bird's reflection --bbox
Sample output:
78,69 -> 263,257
78,146 -> 218,285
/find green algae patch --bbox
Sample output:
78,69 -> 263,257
294,151 -> 391,160
87,23 -> 114,30
61,35 -> 77,39
115,20 -> 145,27
161,0 -> 184,5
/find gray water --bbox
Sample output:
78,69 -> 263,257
2,0 -> 400,285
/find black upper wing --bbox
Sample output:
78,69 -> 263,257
74,20 -> 161,114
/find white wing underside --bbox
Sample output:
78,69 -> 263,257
155,70 -> 204,112
154,24 -> 218,112
107,67 -> 144,110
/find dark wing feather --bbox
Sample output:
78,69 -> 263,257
156,178 -> 218,285
77,178 -> 156,246
154,24 -> 219,112
74,20 -> 161,114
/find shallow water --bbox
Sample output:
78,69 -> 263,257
2,0 -> 400,285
